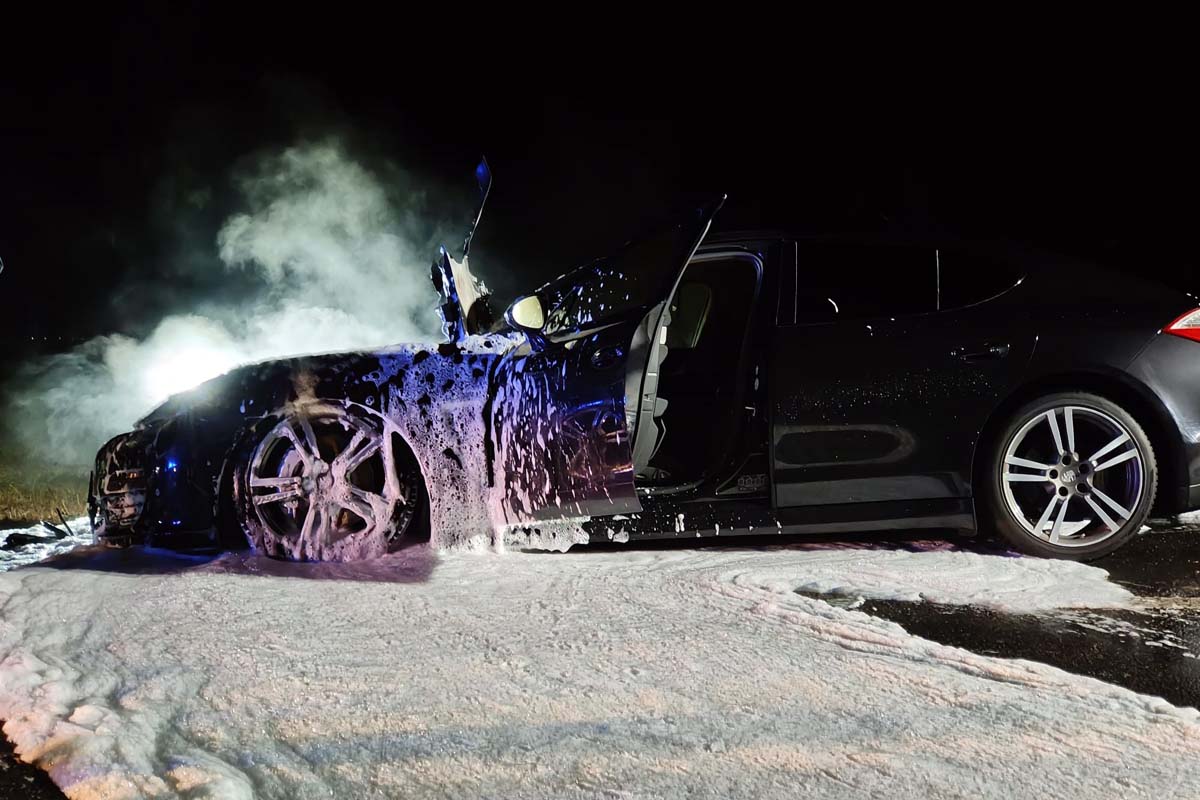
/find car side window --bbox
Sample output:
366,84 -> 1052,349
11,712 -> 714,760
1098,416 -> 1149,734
937,248 -> 1025,310
780,243 -> 938,324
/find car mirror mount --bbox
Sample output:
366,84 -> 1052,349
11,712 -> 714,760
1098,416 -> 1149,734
505,294 -> 549,352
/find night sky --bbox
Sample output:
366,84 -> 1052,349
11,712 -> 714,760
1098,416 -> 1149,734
3,15 -> 1197,366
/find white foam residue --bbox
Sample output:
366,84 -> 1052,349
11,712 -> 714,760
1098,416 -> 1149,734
355,335 -> 519,554
0,518 -> 92,573
1,543 -> 1196,798
724,545 -> 1135,613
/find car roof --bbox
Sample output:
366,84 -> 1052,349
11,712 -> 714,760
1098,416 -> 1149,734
701,228 -> 1010,249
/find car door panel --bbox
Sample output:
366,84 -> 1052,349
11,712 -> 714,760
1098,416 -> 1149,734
490,198 -> 723,523
770,242 -> 1035,507
491,321 -> 643,522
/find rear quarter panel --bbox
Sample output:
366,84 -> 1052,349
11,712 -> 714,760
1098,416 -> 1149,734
994,262 -> 1196,510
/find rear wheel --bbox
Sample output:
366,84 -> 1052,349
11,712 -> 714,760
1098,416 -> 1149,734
982,392 -> 1156,560
233,403 -> 427,561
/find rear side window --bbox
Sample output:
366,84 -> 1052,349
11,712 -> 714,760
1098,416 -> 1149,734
937,248 -> 1025,310
781,243 -> 938,324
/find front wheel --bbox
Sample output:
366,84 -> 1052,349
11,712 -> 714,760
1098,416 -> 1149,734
232,403 -> 427,561
982,392 -> 1157,561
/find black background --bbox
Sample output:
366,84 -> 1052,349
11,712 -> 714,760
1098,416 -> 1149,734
2,12 -> 1196,363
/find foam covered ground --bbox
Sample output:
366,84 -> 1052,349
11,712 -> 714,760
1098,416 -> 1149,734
0,540 -> 1196,799
735,542 -> 1136,612
0,519 -> 92,573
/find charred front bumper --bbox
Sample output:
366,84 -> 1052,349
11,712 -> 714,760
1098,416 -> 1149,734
89,416 -> 224,549
90,431 -> 152,545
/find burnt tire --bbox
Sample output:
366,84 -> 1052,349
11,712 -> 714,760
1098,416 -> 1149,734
231,402 -> 428,561
981,392 -> 1156,561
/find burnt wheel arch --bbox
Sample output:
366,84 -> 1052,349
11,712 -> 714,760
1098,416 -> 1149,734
215,420 -> 273,551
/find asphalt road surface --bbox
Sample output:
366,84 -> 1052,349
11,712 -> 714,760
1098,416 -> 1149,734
858,521 -> 1200,708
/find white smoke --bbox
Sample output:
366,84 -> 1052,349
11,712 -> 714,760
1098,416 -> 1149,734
8,141 -> 456,466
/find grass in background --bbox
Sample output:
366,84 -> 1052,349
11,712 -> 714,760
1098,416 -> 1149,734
0,447 -> 88,525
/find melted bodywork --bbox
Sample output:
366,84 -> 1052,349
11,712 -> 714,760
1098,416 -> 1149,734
89,195 -> 723,556
89,327 -> 634,553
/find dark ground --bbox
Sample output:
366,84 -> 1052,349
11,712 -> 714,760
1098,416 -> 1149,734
0,745 -> 63,799
856,521 -> 1200,708
2,520 -> 1199,798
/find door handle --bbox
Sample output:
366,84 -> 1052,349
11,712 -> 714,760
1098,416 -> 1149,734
953,342 -> 1011,361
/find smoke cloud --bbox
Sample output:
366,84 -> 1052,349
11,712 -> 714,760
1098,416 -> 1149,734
6,141 -> 461,467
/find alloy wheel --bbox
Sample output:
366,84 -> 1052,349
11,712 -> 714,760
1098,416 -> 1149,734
1000,404 -> 1145,548
246,406 -> 421,558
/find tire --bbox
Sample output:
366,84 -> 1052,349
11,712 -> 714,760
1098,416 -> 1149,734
981,392 -> 1157,561
230,402 -> 428,561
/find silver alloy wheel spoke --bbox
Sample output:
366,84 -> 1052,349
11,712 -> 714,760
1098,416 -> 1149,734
1089,433 -> 1130,464
1046,409 -> 1065,454
299,501 -> 324,554
1049,496 -> 1071,543
333,430 -> 369,470
1005,473 -> 1052,483
1093,448 -> 1138,473
340,437 -> 382,476
1083,495 -> 1120,533
1005,455 -> 1053,471
1091,485 -> 1132,521
250,476 -> 301,489
1034,495 -> 1061,534
298,417 -> 320,458
278,423 -> 316,468
254,488 -> 305,505
1064,408 -> 1076,453
340,488 -> 378,527
350,485 -> 392,517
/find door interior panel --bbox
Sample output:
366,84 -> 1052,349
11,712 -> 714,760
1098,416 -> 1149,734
642,254 -> 761,484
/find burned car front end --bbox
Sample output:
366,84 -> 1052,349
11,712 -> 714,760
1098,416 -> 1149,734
87,333 -> 520,553
90,431 -> 151,547
86,181 -> 723,559
89,370 -> 277,550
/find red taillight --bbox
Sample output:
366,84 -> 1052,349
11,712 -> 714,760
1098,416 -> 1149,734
1165,308 -> 1200,342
